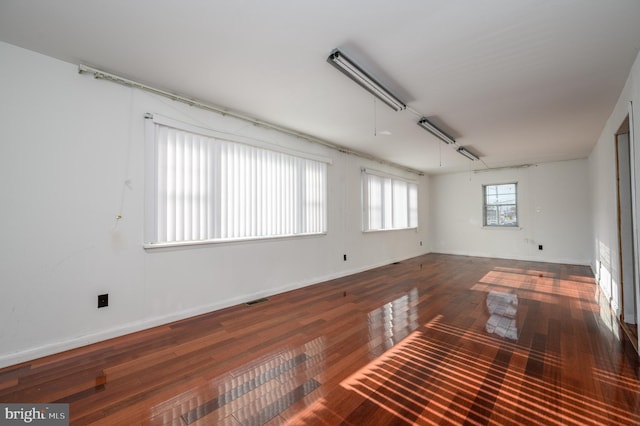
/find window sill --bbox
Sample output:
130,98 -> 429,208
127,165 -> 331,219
482,226 -> 522,230
144,232 -> 327,250
363,227 -> 418,234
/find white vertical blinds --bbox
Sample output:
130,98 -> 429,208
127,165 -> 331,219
148,119 -> 327,246
363,170 -> 418,231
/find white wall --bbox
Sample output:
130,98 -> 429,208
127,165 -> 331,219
588,50 -> 640,323
429,160 -> 592,265
0,42 -> 430,367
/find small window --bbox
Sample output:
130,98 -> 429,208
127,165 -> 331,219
483,183 -> 517,227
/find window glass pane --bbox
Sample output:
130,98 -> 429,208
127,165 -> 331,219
498,183 -> 516,194
304,160 -> 326,234
495,193 -> 515,204
382,178 -> 393,229
485,205 -> 498,225
368,175 -> 383,230
393,180 -> 408,229
408,183 -> 418,228
498,205 -> 517,225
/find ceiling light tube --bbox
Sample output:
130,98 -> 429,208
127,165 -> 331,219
327,49 -> 406,112
417,117 -> 456,144
457,146 -> 479,161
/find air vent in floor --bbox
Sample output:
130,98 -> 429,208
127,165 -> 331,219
246,297 -> 269,306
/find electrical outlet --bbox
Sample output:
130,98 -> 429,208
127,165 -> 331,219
538,245 -> 543,251
343,254 -> 347,261
98,294 -> 109,308
419,241 -> 422,246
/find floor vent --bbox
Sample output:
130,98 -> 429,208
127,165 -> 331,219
246,297 -> 269,306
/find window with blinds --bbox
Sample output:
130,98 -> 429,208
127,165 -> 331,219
145,115 -> 327,246
362,170 -> 418,231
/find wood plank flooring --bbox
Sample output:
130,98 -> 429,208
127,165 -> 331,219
1,253 -> 639,425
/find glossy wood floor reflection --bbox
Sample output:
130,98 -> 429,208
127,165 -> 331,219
1,254 -> 640,425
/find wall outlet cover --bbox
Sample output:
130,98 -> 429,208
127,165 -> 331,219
98,294 -> 109,308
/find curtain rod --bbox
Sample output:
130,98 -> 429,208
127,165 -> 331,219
473,163 -> 534,173
77,64 -> 424,176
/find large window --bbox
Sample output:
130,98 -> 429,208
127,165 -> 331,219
483,183 -> 518,227
145,115 -> 327,246
362,169 -> 418,231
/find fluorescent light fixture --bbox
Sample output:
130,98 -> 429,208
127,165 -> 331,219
457,146 -> 479,161
327,49 -> 406,112
417,117 -> 455,144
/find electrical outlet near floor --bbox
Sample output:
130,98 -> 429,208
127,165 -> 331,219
98,294 -> 109,308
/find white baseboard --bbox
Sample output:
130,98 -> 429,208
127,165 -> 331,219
432,249 -> 591,266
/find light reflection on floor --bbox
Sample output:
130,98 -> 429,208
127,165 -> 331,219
367,288 -> 420,357
138,262 -> 640,425
149,337 -> 326,425
287,265 -> 640,425
485,290 -> 518,340
290,316 -> 640,425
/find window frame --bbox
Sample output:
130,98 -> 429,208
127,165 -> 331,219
482,182 -> 518,228
144,114 -> 330,248
362,168 -> 418,232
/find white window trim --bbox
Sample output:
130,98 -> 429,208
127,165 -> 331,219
482,182 -> 519,228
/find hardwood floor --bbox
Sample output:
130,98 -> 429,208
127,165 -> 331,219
1,253 -> 639,425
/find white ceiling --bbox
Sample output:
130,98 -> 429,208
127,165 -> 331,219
2,0 -> 640,174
